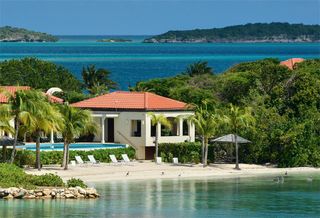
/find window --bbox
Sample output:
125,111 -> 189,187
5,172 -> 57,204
161,117 -> 178,136
183,120 -> 189,136
131,120 -> 141,137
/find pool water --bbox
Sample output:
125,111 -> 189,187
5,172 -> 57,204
18,143 -> 127,151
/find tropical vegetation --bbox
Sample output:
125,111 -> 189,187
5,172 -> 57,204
82,65 -> 118,96
58,104 -> 97,170
148,112 -> 171,161
133,58 -> 320,167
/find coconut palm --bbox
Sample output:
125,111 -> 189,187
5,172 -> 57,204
3,90 -> 42,163
188,102 -> 218,166
82,65 -> 118,96
0,106 -> 14,162
58,104 -> 97,170
223,104 -> 255,170
148,113 -> 171,161
186,61 -> 213,77
25,93 -> 64,170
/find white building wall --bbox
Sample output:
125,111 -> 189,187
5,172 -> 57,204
91,110 -> 195,159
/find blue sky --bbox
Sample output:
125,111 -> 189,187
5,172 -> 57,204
0,0 -> 319,35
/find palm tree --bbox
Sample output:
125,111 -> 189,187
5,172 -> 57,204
4,90 -> 42,163
148,113 -> 171,161
223,104 -> 255,170
186,61 -> 213,77
25,92 -> 64,170
82,65 -> 118,96
0,106 -> 14,162
188,102 -> 217,166
58,104 -> 97,170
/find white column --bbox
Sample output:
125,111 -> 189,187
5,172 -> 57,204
101,116 -> 105,143
50,130 -> 54,143
179,118 -> 183,136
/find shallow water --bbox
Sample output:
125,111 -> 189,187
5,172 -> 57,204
0,37 -> 319,89
1,173 -> 319,217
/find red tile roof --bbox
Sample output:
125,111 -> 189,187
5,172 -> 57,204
72,91 -> 189,111
280,58 -> 304,70
0,86 -> 63,104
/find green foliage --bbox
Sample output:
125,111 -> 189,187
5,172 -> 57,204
145,23 -> 320,42
82,65 -> 118,95
0,57 -> 82,92
133,58 -> 320,167
186,61 -> 213,76
67,178 -> 87,188
159,142 -> 214,164
0,163 -> 64,188
29,173 -> 64,187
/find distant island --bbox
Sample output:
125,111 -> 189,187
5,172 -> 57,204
97,38 -> 132,42
144,23 -> 320,43
0,26 -> 58,42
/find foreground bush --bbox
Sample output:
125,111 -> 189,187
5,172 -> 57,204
159,142 -> 215,164
67,178 -> 87,188
1,147 -> 135,166
0,163 -> 86,189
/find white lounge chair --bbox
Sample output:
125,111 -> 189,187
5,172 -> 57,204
173,157 -> 179,165
156,157 -> 162,164
121,154 -> 134,165
109,154 -> 121,165
75,156 -> 85,165
88,155 -> 100,165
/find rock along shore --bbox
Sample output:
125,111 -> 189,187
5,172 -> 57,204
0,187 -> 100,200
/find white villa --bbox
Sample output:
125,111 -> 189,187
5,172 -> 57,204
72,91 -> 195,159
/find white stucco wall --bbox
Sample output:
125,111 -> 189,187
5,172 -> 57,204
91,110 -> 195,159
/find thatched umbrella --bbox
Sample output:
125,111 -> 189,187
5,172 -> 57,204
212,134 -> 251,170
0,136 -> 25,162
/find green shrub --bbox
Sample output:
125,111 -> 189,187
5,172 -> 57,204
29,173 -> 64,187
3,147 -> 136,167
0,164 -> 64,188
67,178 -> 87,188
159,142 -> 215,164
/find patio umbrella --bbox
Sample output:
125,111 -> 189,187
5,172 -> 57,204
0,136 -> 25,162
212,134 -> 251,170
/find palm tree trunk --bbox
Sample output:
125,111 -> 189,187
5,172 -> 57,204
2,145 -> 7,162
35,130 -> 41,171
204,137 -> 209,167
10,118 -> 19,163
235,135 -> 240,170
65,144 -> 70,170
155,135 -> 159,161
201,136 -> 205,164
62,140 -> 68,168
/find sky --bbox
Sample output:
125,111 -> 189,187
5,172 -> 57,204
0,0 -> 319,35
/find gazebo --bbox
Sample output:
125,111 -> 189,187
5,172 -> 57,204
212,134 -> 251,170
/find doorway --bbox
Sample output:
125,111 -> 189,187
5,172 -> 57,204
107,118 -> 114,142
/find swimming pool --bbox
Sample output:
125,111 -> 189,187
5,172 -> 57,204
17,143 -> 127,151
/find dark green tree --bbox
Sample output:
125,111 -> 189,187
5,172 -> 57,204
82,65 -> 118,96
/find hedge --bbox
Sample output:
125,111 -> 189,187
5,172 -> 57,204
1,147 -> 136,166
159,142 -> 215,164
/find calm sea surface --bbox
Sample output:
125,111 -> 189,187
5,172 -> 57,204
1,174 -> 319,217
0,35 -> 319,89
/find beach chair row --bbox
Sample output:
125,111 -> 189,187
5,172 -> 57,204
73,154 -> 133,166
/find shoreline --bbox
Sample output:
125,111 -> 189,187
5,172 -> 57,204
25,162 -> 320,183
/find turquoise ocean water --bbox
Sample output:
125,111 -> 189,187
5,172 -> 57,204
1,174 -> 319,217
0,35 -> 319,89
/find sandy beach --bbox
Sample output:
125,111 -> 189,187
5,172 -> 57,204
25,161 -> 320,183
